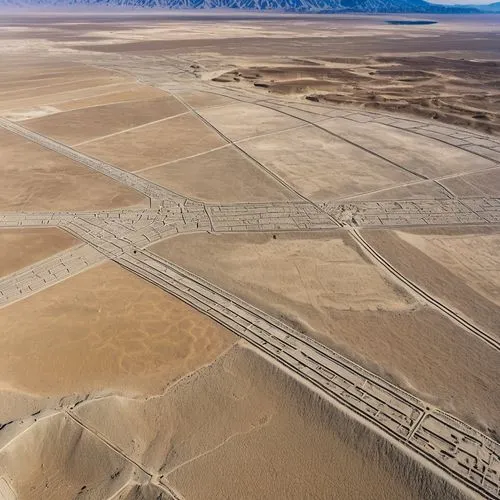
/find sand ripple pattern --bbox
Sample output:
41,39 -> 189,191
118,248 -> 500,500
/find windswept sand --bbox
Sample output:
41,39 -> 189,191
153,231 -> 500,434
0,129 -> 148,211
0,228 -> 78,278
218,54 -> 500,134
0,261 -> 236,408
73,344 -> 467,500
0,345 -> 469,500
0,413 -> 143,500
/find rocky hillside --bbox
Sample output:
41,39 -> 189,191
0,0 -> 480,14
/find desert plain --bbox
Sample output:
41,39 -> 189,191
0,10 -> 499,500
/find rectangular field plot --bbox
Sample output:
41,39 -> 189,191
140,145 -> 296,203
0,129 -> 147,211
23,95 -> 187,145
78,113 -> 226,172
198,102 -> 303,141
153,231 -> 500,435
441,169 -> 500,197
240,125 -> 416,200
321,118 -> 495,178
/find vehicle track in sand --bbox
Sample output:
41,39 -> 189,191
349,228 -> 500,352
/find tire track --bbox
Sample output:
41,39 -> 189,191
349,228 -> 500,352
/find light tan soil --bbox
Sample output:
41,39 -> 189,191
0,261 -> 236,398
175,90 -> 237,109
0,66 -> 116,93
364,226 -> 500,337
56,85 -> 167,111
23,95 -> 187,145
198,102 -> 303,141
0,228 -> 78,278
320,118 -> 495,178
153,231 -> 500,435
0,129 -> 147,211
0,413 -> 139,500
240,125 -> 416,200
74,344 -> 467,500
0,58 -> 137,117
0,82 -> 133,116
140,145 -> 297,203
0,76 -> 123,105
441,169 -> 500,197
0,15 -> 499,497
78,113 -> 226,172
354,180 -> 451,201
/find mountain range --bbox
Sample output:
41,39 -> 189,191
465,1 -> 500,11
1,0 -> 498,15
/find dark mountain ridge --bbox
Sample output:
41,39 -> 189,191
0,0 -> 482,15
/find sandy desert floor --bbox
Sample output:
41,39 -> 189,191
0,261 -> 236,421
0,228 -> 78,278
0,127 -> 148,212
0,11 -> 498,500
153,231 -> 500,434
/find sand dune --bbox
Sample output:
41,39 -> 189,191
73,344 -> 468,500
153,231 -> 500,434
221,55 -> 500,134
0,261 -> 236,421
0,412 -> 145,500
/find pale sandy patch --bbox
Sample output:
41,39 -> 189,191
78,113 -> 226,172
240,125 -> 415,200
0,129 -> 147,211
0,261 -> 236,397
153,231 -> 500,433
198,101 -> 302,141
0,228 -> 78,278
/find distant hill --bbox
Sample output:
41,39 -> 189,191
452,1 -> 500,11
475,1 -> 500,11
0,0 -> 481,13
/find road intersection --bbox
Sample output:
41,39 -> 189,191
1,97 -> 499,499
